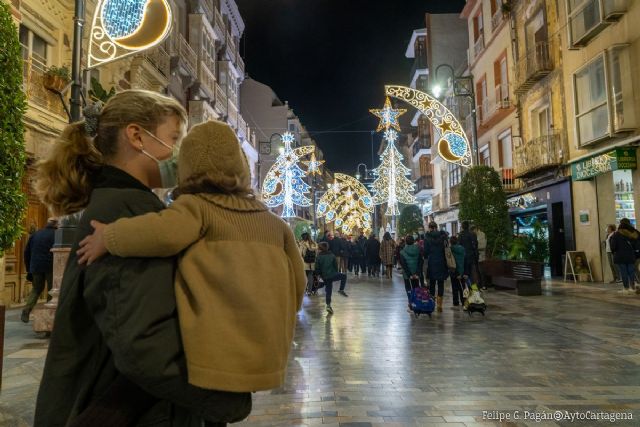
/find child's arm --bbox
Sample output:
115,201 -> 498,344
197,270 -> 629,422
77,195 -> 204,264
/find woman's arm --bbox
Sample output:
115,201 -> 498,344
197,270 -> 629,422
284,226 -> 306,310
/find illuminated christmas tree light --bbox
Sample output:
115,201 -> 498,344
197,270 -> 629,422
262,132 -> 315,218
317,174 -> 374,234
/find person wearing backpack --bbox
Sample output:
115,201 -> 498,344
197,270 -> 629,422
449,236 -> 466,309
610,218 -> 640,295
399,235 -> 424,308
423,222 -> 449,312
299,232 -> 318,295
315,242 -> 348,314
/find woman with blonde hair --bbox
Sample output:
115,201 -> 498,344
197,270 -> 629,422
33,90 -> 251,427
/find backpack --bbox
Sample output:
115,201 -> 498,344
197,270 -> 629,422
303,248 -> 316,263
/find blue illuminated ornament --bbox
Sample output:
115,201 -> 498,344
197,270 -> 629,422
316,174 -> 374,234
89,0 -> 173,68
370,97 -> 407,132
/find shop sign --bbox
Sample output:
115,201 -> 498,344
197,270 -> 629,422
571,148 -> 637,181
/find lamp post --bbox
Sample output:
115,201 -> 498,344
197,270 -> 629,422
434,64 -> 479,166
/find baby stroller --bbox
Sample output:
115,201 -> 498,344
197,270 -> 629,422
463,279 -> 487,316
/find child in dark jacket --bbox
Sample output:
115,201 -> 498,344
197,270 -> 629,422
315,242 -> 348,314
450,236 -> 466,309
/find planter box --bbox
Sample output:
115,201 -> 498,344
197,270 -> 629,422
43,74 -> 69,92
481,259 -> 543,296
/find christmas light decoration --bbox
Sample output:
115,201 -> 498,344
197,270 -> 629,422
370,96 -> 406,132
385,85 -> 472,167
302,152 -> 325,176
369,98 -> 416,216
262,132 -> 315,218
89,0 -> 173,69
317,174 -> 374,234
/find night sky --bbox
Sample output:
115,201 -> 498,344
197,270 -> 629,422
236,0 -> 466,173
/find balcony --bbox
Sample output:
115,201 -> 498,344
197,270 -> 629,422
237,113 -> 247,141
227,99 -> 238,129
199,0 -> 214,22
412,137 -> 431,161
410,56 -> 428,86
225,31 -> 237,62
491,10 -> 503,31
473,34 -> 485,60
414,175 -> 435,198
22,58 -> 67,118
139,46 -> 170,79
215,82 -> 227,116
514,131 -> 567,178
500,168 -> 523,193
169,31 -> 197,80
196,62 -> 217,100
495,83 -> 510,109
569,0 -> 628,47
515,41 -> 553,94
188,100 -> 218,128
236,54 -> 245,78
213,7 -> 226,42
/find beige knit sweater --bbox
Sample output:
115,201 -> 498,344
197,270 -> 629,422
103,193 -> 306,392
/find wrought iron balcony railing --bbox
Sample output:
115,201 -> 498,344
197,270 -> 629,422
515,41 -> 553,94
514,131 -> 567,178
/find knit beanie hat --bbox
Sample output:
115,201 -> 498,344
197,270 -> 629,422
178,120 -> 250,184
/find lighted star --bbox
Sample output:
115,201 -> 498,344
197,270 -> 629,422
437,120 -> 453,133
302,152 -> 325,175
370,97 -> 406,132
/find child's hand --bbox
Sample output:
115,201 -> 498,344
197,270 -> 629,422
77,220 -> 108,265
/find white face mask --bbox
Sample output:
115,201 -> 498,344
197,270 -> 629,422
140,129 -> 179,188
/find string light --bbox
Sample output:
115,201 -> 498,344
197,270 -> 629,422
302,152 -> 325,176
317,174 -> 374,234
370,96 -> 407,132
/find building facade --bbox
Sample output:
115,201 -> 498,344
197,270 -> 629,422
2,0 -> 256,305
560,0 -> 639,282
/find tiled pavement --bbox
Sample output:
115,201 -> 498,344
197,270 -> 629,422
1,272 -> 640,427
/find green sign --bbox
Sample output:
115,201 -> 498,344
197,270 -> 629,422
571,148 -> 637,181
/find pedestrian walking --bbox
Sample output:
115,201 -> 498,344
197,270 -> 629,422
380,232 -> 396,279
399,235 -> 424,308
458,221 -> 478,280
471,225 -> 487,289
605,224 -> 620,283
365,233 -> 381,277
33,90 -> 251,427
449,236 -> 466,309
350,234 -> 365,276
315,242 -> 349,314
338,233 -> 350,273
356,232 -> 367,275
610,218 -> 640,295
21,218 -> 57,323
423,222 -> 449,312
395,237 -> 405,271
299,232 -> 318,294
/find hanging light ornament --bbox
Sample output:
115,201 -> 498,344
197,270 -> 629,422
317,174 -> 374,234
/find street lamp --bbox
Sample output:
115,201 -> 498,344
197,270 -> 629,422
434,64 -> 479,166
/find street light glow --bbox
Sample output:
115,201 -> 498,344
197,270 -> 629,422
432,84 -> 442,98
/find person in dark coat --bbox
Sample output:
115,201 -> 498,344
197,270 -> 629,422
356,232 -> 368,275
365,234 -> 382,277
337,233 -> 350,273
610,218 -> 640,294
21,218 -> 57,323
423,222 -> 449,312
32,90 -> 251,427
458,221 -> 478,279
349,234 -> 365,276
399,235 -> 424,305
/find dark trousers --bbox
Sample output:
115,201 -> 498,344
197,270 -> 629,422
429,279 -> 445,297
607,253 -> 619,281
351,257 -> 364,274
25,272 -> 53,311
450,274 -> 464,306
617,263 -> 635,289
368,263 -> 380,276
325,273 -> 347,305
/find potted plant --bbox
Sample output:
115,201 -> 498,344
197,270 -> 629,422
43,65 -> 70,92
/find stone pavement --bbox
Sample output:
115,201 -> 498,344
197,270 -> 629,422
1,272 -> 639,427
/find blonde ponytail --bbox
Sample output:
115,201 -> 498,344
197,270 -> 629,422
34,122 -> 102,216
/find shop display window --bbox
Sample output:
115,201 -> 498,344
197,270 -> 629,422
613,169 -> 635,227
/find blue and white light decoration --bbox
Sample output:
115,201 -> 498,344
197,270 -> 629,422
385,85 -> 473,167
88,0 -> 173,69
262,132 -> 316,218
317,174 -> 374,234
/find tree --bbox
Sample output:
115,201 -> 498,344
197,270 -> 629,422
0,2 -> 27,255
459,166 -> 511,258
398,205 -> 423,237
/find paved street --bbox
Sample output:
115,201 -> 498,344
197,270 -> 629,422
1,272 -> 640,427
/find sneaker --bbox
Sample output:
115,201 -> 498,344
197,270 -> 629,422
20,309 -> 30,323
618,289 -> 630,295
326,304 -> 333,314
609,280 -> 619,284
338,290 -> 348,297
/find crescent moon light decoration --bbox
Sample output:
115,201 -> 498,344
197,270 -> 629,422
385,85 -> 473,168
88,0 -> 173,69
317,174 -> 374,234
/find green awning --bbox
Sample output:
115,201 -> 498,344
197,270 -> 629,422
571,148 -> 636,181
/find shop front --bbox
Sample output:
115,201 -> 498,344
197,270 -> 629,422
508,179 -> 575,277
570,147 -> 638,282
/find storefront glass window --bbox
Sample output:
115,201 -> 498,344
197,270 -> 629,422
613,169 -> 635,227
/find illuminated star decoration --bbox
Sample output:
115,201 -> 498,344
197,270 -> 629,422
317,174 -> 374,234
262,132 -> 315,218
369,99 -> 416,216
369,96 -> 407,132
385,85 -> 472,167
302,152 -> 325,176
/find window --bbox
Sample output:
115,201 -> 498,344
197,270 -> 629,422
608,45 -> 636,132
498,130 -> 513,168
490,0 -> 503,30
494,53 -> 509,108
526,9 -> 547,52
419,155 -> 432,177
476,76 -> 487,122
531,103 -> 551,139
481,146 -> 491,167
574,55 -> 608,145
567,0 -> 627,47
449,163 -> 462,187
19,25 -> 49,72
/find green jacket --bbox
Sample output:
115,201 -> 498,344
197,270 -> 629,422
451,244 -> 466,276
400,244 -> 423,279
34,166 -> 251,427
314,250 -> 339,280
